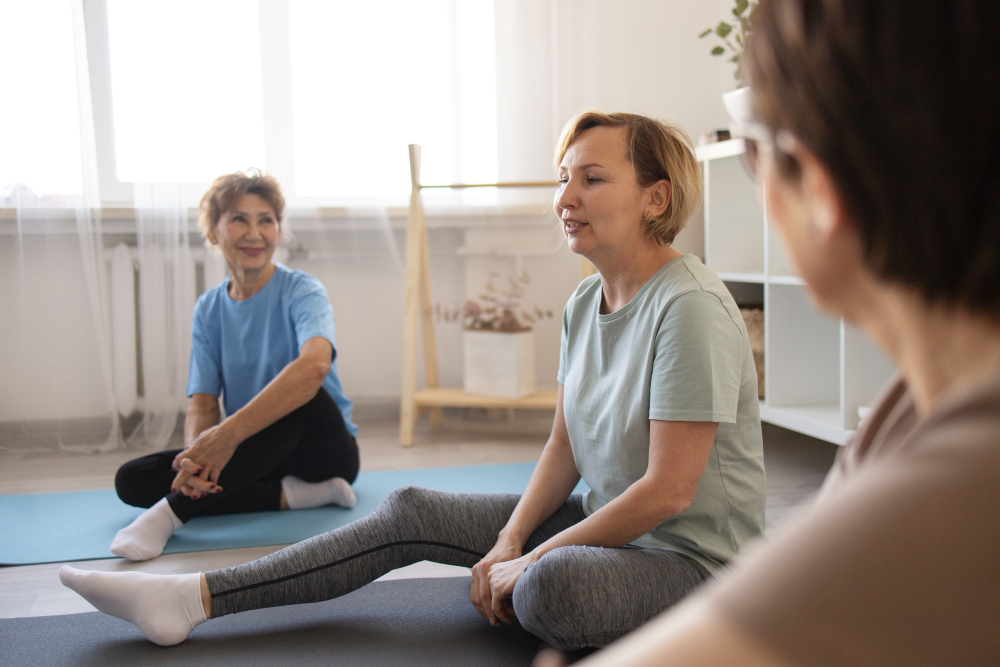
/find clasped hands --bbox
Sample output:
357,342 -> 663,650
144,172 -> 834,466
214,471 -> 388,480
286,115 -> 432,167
470,537 -> 541,627
170,423 -> 238,499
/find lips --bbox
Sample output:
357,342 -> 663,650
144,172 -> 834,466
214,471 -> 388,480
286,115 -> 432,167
239,247 -> 265,256
563,219 -> 588,233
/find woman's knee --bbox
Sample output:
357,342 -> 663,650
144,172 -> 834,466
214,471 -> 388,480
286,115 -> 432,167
114,456 -> 167,508
383,485 -> 437,511
513,546 -> 595,650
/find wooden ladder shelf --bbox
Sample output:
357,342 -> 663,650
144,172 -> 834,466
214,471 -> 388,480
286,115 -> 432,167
399,144 -> 566,446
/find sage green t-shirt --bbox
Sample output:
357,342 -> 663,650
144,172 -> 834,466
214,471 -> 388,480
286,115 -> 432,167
557,254 -> 765,573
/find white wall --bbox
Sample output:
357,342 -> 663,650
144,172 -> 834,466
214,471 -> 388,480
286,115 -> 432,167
0,235 -> 112,421
0,0 -> 736,424
496,0 -> 734,182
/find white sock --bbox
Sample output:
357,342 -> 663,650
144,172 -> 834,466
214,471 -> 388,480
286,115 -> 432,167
59,565 -> 206,646
110,497 -> 182,561
281,475 -> 357,509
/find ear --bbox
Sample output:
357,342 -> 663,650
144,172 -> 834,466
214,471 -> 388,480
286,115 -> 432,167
645,179 -> 673,218
795,146 -> 847,240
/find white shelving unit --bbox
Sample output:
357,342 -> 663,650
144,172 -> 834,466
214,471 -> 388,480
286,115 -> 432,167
696,139 -> 895,445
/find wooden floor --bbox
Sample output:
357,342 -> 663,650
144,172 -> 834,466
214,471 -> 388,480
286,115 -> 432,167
0,413 -> 837,620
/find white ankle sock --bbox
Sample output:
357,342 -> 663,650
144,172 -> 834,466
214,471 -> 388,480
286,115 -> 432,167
59,565 -> 206,646
281,475 -> 356,509
110,497 -> 182,561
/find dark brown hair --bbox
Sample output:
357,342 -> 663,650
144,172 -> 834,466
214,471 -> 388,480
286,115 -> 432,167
746,1 -> 1000,315
556,111 -> 702,245
198,170 -> 285,244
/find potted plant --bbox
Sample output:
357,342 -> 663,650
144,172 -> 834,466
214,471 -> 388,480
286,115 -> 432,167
700,0 -> 758,121
438,272 -> 553,399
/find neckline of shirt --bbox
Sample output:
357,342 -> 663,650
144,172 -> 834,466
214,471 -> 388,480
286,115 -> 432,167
223,262 -> 286,305
595,254 -> 690,324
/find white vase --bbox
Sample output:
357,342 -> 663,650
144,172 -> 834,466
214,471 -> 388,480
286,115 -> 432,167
723,86 -> 753,123
463,330 -> 536,399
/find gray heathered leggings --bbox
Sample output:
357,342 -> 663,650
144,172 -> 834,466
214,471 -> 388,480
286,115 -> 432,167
205,486 -> 712,650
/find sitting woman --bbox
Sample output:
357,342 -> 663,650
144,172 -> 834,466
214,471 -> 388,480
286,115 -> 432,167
62,113 -> 766,649
109,171 -> 360,562
563,3 -> 1000,666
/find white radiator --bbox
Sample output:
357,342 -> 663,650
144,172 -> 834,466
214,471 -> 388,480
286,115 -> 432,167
108,243 -> 225,418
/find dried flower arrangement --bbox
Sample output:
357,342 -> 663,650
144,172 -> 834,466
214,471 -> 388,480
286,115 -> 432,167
436,272 -> 554,333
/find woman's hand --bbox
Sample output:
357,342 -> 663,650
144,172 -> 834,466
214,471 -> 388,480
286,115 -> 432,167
471,536 -> 531,626
487,552 -> 539,625
171,423 -> 238,498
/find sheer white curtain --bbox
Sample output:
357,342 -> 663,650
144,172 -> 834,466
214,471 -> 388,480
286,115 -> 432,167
1,0 -> 122,452
0,0 -> 584,453
130,183 -> 198,448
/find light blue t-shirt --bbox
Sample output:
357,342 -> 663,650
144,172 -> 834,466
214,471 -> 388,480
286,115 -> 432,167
558,254 -> 765,573
186,263 -> 358,437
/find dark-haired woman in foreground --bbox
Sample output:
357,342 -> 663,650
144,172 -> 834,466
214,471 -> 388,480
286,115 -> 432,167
568,2 -> 1000,665
60,113 -> 766,650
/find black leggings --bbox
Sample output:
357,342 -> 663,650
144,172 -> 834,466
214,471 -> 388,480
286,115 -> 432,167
115,389 -> 359,522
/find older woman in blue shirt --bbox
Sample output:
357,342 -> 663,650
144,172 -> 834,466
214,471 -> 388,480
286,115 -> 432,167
110,171 -> 360,561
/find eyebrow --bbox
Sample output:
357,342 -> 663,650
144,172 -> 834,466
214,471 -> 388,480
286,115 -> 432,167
231,211 -> 274,217
559,163 -> 608,172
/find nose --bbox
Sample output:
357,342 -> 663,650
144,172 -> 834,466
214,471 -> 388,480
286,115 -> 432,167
245,221 -> 262,240
555,178 -> 577,215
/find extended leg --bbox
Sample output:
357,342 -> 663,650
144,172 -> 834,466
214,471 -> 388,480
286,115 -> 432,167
512,544 -> 712,650
64,489 -> 586,645
207,488 -> 585,617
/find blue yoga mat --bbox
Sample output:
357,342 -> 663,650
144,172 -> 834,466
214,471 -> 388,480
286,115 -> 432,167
0,462 -> 589,565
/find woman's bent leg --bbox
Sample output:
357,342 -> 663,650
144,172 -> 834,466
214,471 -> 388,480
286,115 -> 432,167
207,489 -> 586,618
278,387 -> 359,485
114,390 -> 353,523
512,545 -> 712,650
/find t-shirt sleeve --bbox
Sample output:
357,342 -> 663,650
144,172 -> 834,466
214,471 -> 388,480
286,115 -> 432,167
186,304 -> 222,397
649,290 -> 742,423
290,278 -> 337,362
705,430 -> 1000,666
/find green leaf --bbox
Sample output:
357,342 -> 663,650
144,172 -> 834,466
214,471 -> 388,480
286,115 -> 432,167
699,28 -> 712,38
711,46 -> 725,56
716,21 -> 732,38
730,54 -> 740,63
734,0 -> 749,16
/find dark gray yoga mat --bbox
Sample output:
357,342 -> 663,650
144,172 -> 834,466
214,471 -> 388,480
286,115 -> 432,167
0,577 -> 549,667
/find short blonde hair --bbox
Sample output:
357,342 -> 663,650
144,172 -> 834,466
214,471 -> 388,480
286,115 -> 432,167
555,111 -> 702,245
197,170 -> 285,245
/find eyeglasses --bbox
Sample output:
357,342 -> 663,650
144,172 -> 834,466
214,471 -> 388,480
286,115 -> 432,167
729,120 -> 799,180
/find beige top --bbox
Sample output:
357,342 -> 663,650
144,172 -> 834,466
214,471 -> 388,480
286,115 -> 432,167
708,364 -> 1000,666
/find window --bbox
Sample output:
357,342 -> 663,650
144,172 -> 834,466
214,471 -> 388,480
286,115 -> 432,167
105,0 -> 266,183
90,0 -> 497,201
289,0 -> 497,198
0,1 -> 84,197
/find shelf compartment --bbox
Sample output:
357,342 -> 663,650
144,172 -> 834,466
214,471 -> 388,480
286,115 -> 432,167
765,216 -> 798,278
765,283 -> 840,408
840,321 -> 896,430
758,401 -> 852,445
704,155 -> 764,276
